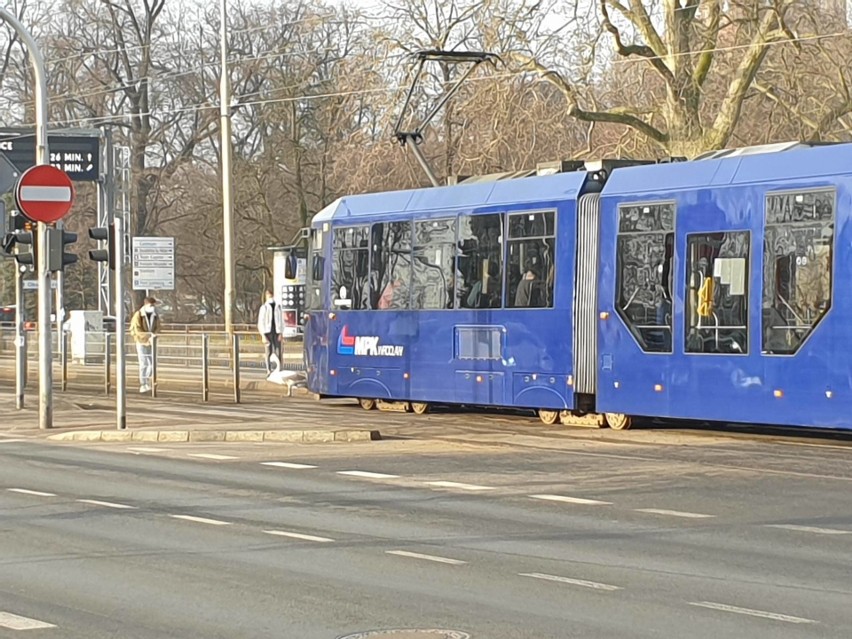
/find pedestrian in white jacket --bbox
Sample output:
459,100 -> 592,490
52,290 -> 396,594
257,290 -> 283,374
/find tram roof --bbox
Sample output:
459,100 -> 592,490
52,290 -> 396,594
603,141 -> 852,196
311,171 -> 587,225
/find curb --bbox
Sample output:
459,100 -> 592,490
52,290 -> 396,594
47,428 -> 381,444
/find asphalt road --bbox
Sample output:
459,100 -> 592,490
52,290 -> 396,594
0,426 -> 850,638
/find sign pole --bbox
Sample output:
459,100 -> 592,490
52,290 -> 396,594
15,264 -> 25,410
115,216 -> 126,430
0,8 -> 53,429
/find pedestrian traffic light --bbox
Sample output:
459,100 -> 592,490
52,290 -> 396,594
88,224 -> 115,270
47,228 -> 78,272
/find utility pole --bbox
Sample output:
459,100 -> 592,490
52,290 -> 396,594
0,8 -> 52,429
220,0 -> 235,336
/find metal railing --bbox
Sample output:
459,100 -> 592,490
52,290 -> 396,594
0,329 -> 305,403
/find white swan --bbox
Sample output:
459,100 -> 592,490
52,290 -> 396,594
266,353 -> 300,385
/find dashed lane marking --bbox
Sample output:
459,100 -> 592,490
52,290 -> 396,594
0,612 -> 56,630
187,453 -> 239,461
263,530 -> 334,543
427,481 -> 495,491
689,601 -> 817,625
520,572 -> 622,591
6,488 -> 56,497
766,524 -> 851,536
386,550 -> 467,565
127,447 -> 173,453
77,499 -> 136,510
338,471 -> 399,479
634,508 -> 714,519
169,514 -> 231,526
529,494 -> 612,505
0,439 -> 28,444
262,462 -> 318,469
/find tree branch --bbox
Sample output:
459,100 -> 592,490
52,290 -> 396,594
510,53 -> 668,143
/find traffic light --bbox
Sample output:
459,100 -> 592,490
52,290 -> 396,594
47,228 -> 78,272
88,224 -> 115,270
11,219 -> 36,267
2,211 -> 26,256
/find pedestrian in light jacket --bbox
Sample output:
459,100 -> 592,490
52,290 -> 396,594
130,297 -> 161,393
257,290 -> 283,374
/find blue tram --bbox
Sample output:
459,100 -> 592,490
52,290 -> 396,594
303,142 -> 850,431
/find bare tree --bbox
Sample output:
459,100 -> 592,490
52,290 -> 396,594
507,0 -> 812,156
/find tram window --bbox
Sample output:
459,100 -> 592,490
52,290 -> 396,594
762,189 -> 834,354
331,226 -> 370,310
457,213 -> 504,309
684,231 -> 749,355
412,218 -> 456,309
507,211 -> 555,308
615,202 -> 674,353
306,228 -> 325,310
370,221 -> 412,310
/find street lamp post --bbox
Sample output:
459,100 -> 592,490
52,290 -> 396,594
220,0 -> 235,336
0,7 -> 52,429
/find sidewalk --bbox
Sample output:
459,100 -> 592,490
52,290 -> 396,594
0,387 -> 380,445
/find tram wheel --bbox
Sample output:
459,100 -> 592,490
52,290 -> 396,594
358,398 -> 376,411
538,409 -> 559,425
604,412 -> 632,430
411,402 -> 429,415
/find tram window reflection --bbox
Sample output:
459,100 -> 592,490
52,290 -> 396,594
762,189 -> 834,354
506,211 -> 555,308
331,225 -> 370,310
456,214 -> 504,309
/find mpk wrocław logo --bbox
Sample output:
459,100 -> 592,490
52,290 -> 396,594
337,325 -> 404,357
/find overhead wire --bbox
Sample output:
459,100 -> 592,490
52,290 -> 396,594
0,6 -> 848,134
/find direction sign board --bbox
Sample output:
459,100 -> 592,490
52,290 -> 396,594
0,131 -> 99,182
23,279 -> 57,290
132,236 -> 175,291
15,165 -> 75,224
0,153 -> 20,194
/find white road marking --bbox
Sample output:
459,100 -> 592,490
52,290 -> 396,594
766,524 -> 850,536
127,447 -> 172,453
386,550 -> 466,565
77,499 -> 136,510
689,601 -> 817,624
0,439 -> 27,444
635,508 -> 714,519
520,572 -> 621,591
6,488 -> 56,497
263,530 -> 334,543
262,462 -> 318,469
0,612 -> 56,630
427,481 -> 495,491
187,453 -> 239,461
338,470 -> 399,479
169,514 -> 231,526
529,494 -> 612,505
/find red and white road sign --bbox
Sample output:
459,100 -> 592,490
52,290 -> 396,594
15,164 -> 75,224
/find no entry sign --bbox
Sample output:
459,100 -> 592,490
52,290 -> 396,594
15,164 -> 75,224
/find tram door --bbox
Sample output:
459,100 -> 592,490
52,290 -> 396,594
304,228 -> 330,393
573,193 -> 602,409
